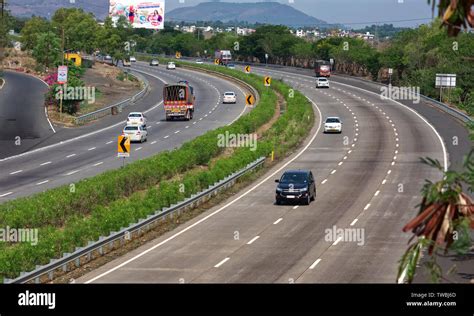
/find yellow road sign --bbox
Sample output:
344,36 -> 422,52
214,59 -> 220,65
245,65 -> 251,73
118,135 -> 130,158
176,51 -> 181,59
245,94 -> 255,106
264,76 -> 271,87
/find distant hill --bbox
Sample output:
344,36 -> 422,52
167,2 -> 331,28
7,1 -> 333,28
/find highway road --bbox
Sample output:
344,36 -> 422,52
79,63 -> 459,284
0,62 -> 251,201
0,71 -> 53,158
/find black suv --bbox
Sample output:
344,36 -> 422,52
275,170 -> 316,205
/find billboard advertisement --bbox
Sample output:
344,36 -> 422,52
109,1 -> 165,29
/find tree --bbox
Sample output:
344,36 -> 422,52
20,16 -> 51,50
32,31 -> 61,68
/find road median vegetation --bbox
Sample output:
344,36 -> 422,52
0,61 -> 314,282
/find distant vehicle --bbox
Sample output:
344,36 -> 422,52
324,117 -> 342,133
104,55 -> 112,61
275,170 -> 316,205
163,81 -> 195,121
315,60 -> 331,77
223,91 -> 237,104
129,56 -> 137,62
150,59 -> 159,66
127,112 -> 147,126
226,63 -> 235,69
214,49 -> 232,65
316,77 -> 329,88
123,125 -> 148,143
167,62 -> 176,70
123,59 -> 131,67
195,59 -> 203,64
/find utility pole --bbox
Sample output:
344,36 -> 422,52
59,27 -> 65,120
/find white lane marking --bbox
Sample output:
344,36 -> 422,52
36,180 -> 49,185
174,130 -> 180,134
40,161 -> 52,166
93,162 -> 104,166
155,122 -> 160,125
84,96 -> 324,284
193,122 -> 197,124
350,218 -> 358,226
0,192 -> 13,197
382,179 -> 387,185
164,135 -> 169,139
199,118 -> 203,121
214,257 -> 230,268
374,190 -> 380,196
387,170 -> 392,175
364,203 -> 371,210
333,236 -> 343,246
185,126 -> 189,129
293,205 -> 299,210
151,141 -> 157,145
338,162 -> 343,166
321,179 -> 328,184
331,170 -> 336,174
44,106 -> 56,133
309,259 -> 322,270
106,141 -> 113,145
66,154 -> 76,158
66,170 -> 80,176
88,147 -> 96,151
9,170 -> 23,175
135,147 -> 142,151
348,150 -> 352,154
273,218 -> 283,225
343,156 -> 347,160
247,236 -> 260,245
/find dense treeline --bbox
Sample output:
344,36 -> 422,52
8,7 -> 474,114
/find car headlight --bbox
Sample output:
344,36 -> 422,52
276,187 -> 282,192
300,187 -> 308,192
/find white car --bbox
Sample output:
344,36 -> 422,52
123,125 -> 148,143
223,91 -> 237,104
316,77 -> 330,88
196,59 -> 203,64
150,59 -> 159,66
130,56 -> 137,62
167,62 -> 176,70
324,117 -> 342,133
127,112 -> 147,126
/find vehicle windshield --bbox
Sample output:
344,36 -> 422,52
326,118 -> 340,123
318,78 -> 328,82
124,126 -> 138,131
128,114 -> 141,118
225,92 -> 235,96
280,172 -> 308,184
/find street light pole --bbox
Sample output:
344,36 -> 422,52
59,27 -> 65,121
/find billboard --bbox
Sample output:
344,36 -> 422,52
109,1 -> 165,29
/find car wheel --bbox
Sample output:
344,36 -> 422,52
303,195 -> 310,205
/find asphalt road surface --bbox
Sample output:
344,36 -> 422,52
79,64 -> 464,284
0,62 -> 251,201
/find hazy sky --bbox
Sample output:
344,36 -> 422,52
166,0 -> 436,27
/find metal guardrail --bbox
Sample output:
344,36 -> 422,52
73,66 -> 150,125
5,156 -> 266,284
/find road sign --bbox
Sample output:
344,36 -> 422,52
118,135 -> 130,158
264,76 -> 271,87
214,59 -> 219,65
175,51 -> 181,59
388,68 -> 393,75
245,94 -> 255,106
435,74 -> 456,88
57,66 -> 68,84
245,65 -> 251,74
265,53 -> 269,60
